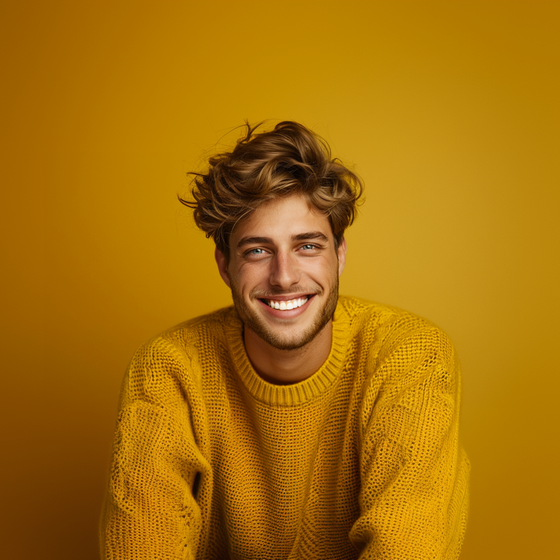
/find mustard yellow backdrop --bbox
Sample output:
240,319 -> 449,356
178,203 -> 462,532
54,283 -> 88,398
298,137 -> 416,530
2,1 -> 558,558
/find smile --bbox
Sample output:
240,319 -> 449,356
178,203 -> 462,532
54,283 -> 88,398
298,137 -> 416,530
264,296 -> 309,311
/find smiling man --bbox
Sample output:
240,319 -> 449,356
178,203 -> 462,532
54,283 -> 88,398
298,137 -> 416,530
101,122 -> 470,559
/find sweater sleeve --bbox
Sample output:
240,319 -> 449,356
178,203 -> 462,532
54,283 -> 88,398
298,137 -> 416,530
100,337 -> 211,560
349,324 -> 470,559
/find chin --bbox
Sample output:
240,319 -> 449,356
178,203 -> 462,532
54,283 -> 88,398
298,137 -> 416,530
237,294 -> 338,351
254,325 -> 327,351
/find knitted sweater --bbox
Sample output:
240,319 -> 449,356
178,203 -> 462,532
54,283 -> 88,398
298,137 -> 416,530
100,296 -> 470,560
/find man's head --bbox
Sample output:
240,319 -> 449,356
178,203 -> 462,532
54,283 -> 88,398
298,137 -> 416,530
181,121 -> 363,351
215,193 -> 346,351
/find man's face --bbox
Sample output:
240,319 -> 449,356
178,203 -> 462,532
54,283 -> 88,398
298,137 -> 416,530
215,194 -> 346,351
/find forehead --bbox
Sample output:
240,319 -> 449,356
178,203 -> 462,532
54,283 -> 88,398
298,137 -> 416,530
231,195 -> 333,243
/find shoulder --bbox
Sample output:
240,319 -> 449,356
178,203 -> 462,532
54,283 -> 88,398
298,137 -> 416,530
337,296 -> 458,387
122,306 -> 238,406
336,295 -> 448,342
339,298 -> 463,430
131,306 -> 236,363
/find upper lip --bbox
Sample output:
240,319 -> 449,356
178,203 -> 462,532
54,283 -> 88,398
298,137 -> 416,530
258,294 -> 314,301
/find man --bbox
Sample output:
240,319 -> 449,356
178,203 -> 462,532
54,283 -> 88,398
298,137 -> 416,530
100,121 -> 470,559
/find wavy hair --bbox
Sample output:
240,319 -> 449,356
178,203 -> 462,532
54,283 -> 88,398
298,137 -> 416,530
179,121 -> 364,259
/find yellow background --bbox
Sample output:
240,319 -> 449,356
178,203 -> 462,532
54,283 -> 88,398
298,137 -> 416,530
2,1 -> 558,558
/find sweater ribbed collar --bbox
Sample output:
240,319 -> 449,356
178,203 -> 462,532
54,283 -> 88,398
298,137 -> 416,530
224,299 -> 351,407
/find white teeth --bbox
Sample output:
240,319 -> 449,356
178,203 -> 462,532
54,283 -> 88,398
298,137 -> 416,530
267,297 -> 308,310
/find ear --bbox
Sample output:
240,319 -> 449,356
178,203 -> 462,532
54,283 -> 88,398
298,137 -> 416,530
215,247 -> 231,288
337,237 -> 347,276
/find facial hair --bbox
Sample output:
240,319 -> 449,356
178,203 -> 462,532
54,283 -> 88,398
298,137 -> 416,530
229,274 -> 340,351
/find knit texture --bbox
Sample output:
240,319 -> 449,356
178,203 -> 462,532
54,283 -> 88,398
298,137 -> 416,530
100,296 -> 470,559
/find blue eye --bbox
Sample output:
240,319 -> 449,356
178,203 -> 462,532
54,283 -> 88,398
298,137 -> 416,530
245,248 -> 266,257
301,244 -> 316,250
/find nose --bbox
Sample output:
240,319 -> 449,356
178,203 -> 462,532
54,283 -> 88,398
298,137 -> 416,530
269,251 -> 301,290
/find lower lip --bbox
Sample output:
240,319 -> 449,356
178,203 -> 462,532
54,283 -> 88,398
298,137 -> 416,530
258,296 -> 314,319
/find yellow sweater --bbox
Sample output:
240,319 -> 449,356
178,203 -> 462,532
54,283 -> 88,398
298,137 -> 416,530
100,296 -> 470,559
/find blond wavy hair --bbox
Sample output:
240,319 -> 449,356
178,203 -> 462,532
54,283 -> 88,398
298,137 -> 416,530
179,121 -> 364,258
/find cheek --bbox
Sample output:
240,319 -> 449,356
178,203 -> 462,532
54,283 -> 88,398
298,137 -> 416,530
231,265 -> 262,294
313,258 -> 339,279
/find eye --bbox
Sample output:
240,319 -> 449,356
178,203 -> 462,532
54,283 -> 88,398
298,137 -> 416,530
301,244 -> 317,251
244,247 -> 267,258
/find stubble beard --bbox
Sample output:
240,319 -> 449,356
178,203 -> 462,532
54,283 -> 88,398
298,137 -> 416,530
230,276 -> 340,351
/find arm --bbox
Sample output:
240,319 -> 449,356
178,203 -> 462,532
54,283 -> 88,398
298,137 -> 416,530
350,325 -> 470,559
100,338 -> 210,560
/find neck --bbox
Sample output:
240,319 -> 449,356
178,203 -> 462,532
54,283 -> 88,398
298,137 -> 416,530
243,321 -> 333,385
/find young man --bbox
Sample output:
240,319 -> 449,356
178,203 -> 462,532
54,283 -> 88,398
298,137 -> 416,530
100,122 -> 470,559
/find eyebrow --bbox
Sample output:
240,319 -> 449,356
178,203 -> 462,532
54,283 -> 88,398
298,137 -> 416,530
292,231 -> 329,243
236,231 -> 329,249
236,236 -> 272,249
